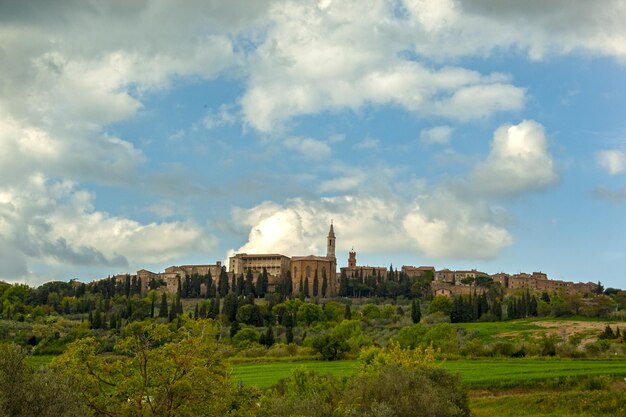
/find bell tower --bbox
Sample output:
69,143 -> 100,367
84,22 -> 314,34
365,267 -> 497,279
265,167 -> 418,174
326,221 -> 336,260
348,248 -> 356,268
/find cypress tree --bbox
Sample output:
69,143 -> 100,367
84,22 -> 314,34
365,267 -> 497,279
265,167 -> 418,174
230,321 -> 240,338
237,274 -> 245,296
150,294 -> 155,318
304,277 -> 310,298
345,303 -> 352,320
285,270 -> 293,296
286,325 -> 294,344
264,326 -> 275,347
245,269 -> 255,297
194,304 -> 199,319
411,299 -> 421,324
321,269 -> 328,298
218,267 -> 230,297
339,270 -> 349,297
204,271 -> 213,298
312,270 -> 319,298
159,293 -> 168,318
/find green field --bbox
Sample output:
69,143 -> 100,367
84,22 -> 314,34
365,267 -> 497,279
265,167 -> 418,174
231,358 -> 626,389
231,360 -> 359,388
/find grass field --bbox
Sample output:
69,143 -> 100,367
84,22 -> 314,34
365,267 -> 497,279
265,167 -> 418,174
230,358 -> 626,389
231,360 -> 359,388
470,387 -> 626,417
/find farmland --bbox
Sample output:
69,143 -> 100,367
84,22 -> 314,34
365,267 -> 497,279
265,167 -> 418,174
231,358 -> 626,389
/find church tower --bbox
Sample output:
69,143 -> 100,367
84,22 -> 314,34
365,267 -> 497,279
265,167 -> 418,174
326,221 -> 336,260
348,248 -> 356,268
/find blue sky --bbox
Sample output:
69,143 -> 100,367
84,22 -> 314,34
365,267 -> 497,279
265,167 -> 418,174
1,0 -> 625,289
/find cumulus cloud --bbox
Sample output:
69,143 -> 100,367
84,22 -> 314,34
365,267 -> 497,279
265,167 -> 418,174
471,120 -> 558,196
232,192 -> 511,260
402,190 -> 512,259
232,196 -> 410,256
0,177 -> 216,282
420,126 -> 454,146
596,149 -> 626,175
239,0 -> 626,132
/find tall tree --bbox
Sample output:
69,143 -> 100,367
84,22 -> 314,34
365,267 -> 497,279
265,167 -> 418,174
218,267 -> 230,297
312,270 -> 319,298
411,299 -> 421,324
158,293 -> 168,318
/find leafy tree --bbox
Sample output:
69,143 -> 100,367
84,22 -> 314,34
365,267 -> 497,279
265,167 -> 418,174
322,301 -> 344,322
54,319 -> 233,417
361,303 -> 382,320
311,334 -> 350,360
231,327 -> 259,348
297,303 -> 323,327
223,293 -> 239,323
428,295 -> 453,316
0,344 -> 86,417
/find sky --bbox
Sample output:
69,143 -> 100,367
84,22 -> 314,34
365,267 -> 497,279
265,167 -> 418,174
1,0 -> 625,289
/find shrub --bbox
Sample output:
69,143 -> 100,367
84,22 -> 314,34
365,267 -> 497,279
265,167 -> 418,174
361,304 -> 382,320
232,327 -> 260,348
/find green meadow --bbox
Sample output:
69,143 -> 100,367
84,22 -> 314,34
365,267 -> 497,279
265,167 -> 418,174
231,358 -> 626,389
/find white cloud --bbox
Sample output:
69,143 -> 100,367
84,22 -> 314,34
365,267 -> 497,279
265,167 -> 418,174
232,191 -> 511,261
232,196 -> 410,256
596,149 -> 626,175
420,126 -> 454,146
471,120 -> 558,196
239,0 -> 626,133
284,137 -> 331,160
402,190 -> 512,259
0,177 -> 216,282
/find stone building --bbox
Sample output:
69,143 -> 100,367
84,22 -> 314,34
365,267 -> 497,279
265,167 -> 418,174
401,265 -> 435,278
159,263 -> 223,293
291,223 -> 338,296
228,253 -> 291,278
339,249 -> 387,280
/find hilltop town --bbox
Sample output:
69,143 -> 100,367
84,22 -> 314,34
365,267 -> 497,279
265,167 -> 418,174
100,223 -> 599,298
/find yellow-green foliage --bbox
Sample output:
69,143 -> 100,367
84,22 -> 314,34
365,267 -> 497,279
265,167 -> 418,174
359,340 -> 437,371
53,318 -> 235,417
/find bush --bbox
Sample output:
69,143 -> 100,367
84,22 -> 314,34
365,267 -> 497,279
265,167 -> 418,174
310,334 -> 350,360
423,311 -> 451,324
361,304 -> 382,320
232,327 -> 260,348
343,364 -> 470,417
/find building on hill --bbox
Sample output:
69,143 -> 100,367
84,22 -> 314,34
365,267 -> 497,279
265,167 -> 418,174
228,253 -> 291,277
339,248 -> 387,281
401,265 -> 435,278
159,262 -> 223,293
291,222 -> 338,296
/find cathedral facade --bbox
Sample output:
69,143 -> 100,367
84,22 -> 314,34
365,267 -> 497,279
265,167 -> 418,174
290,223 -> 338,297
